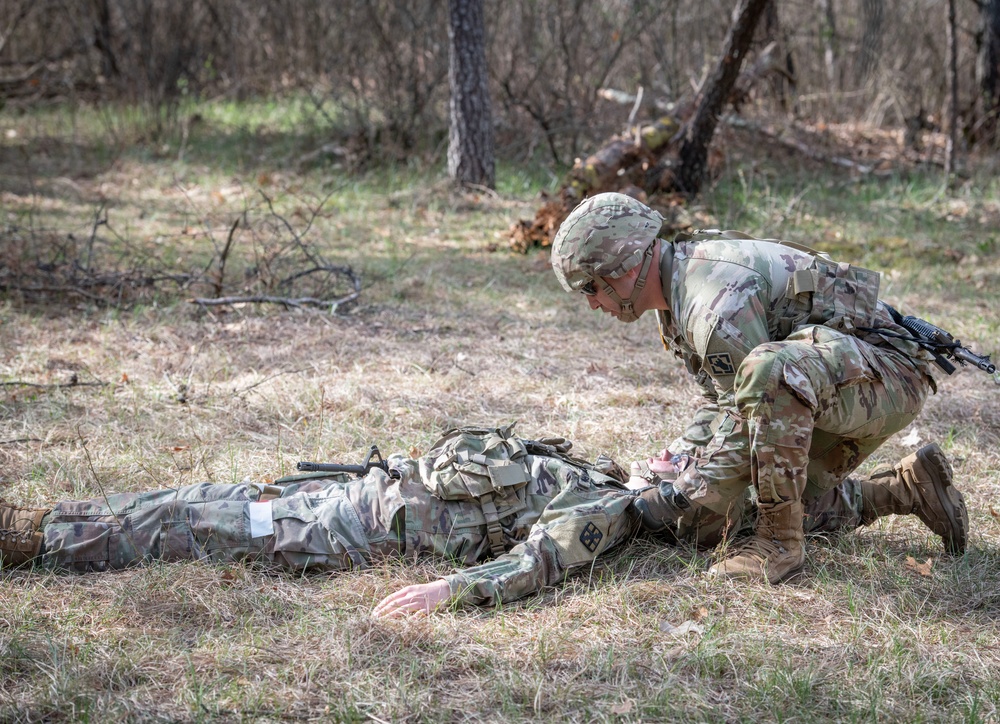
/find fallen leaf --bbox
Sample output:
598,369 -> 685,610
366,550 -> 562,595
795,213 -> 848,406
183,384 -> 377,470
611,702 -> 633,715
660,619 -> 704,636
989,506 -> 1000,519
904,556 -> 934,577
691,605 -> 709,620
408,446 -> 421,459
120,372 -> 129,383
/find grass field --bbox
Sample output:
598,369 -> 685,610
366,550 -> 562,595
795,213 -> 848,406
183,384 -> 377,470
2,99 -> 999,722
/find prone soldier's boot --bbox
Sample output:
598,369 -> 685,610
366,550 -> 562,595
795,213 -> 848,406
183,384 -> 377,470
708,499 -> 805,584
0,501 -> 49,568
860,443 -> 968,554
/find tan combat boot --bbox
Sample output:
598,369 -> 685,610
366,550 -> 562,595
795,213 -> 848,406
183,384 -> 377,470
0,502 -> 49,567
708,499 -> 805,584
861,443 -> 968,554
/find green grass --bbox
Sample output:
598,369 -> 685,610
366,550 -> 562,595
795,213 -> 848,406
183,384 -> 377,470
2,98 -> 999,721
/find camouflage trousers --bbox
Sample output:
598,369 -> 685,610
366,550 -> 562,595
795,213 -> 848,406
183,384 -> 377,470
673,324 -> 932,539
36,465 -> 560,573
37,473 -> 406,573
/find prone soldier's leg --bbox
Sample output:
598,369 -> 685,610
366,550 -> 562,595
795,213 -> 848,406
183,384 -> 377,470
4,473 -> 405,573
31,483 -> 261,572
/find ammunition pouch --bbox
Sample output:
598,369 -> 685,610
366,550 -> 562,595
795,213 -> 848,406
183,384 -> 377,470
418,424 -> 531,557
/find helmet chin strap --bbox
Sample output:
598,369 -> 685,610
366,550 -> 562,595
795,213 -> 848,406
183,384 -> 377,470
596,245 -> 655,323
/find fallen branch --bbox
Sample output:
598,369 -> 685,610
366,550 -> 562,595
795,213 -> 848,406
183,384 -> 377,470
1,379 -> 109,389
724,116 -> 877,174
189,263 -> 362,312
188,291 -> 360,311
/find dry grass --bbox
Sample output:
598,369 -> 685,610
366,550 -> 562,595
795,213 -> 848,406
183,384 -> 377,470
2,104 -> 1000,722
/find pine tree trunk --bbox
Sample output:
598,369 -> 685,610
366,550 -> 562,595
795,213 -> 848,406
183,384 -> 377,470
447,0 -> 495,188
857,0 -> 884,84
978,0 -> 1000,144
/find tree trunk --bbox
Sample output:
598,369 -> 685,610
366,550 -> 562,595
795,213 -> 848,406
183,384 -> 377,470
945,0 -> 958,175
818,0 -> 838,93
977,0 -> 1000,144
857,0 -> 884,84
92,0 -> 120,79
676,0 -> 771,195
447,0 -> 495,188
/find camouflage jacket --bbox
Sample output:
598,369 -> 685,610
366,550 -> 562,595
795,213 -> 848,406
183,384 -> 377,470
656,231 -> 934,454
390,449 -> 640,607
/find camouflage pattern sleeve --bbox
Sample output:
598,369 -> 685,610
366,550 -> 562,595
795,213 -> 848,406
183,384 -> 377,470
441,459 -> 639,607
669,367 -> 723,455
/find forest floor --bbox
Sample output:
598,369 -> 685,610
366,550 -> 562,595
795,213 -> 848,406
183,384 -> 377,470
1,100 -> 999,722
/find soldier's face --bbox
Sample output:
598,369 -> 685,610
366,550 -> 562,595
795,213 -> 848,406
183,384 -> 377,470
585,273 -> 636,320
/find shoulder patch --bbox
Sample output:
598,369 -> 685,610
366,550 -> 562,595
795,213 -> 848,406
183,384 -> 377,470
706,352 -> 736,376
579,521 -> 604,552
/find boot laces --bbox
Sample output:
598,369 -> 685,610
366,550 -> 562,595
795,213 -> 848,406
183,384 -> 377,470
729,535 -> 787,562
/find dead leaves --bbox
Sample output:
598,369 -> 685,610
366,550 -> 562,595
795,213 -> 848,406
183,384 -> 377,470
904,555 -> 935,577
659,605 -> 710,637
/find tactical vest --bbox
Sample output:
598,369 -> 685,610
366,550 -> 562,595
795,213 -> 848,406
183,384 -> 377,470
417,424 -> 625,557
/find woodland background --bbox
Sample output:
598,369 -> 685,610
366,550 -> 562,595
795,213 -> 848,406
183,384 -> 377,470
2,1 -> 1000,721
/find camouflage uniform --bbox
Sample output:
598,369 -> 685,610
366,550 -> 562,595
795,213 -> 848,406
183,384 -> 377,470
658,232 -> 936,531
550,194 -> 953,582
23,429 -> 871,607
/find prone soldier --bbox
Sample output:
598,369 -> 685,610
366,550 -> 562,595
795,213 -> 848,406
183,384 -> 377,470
0,423 -> 967,616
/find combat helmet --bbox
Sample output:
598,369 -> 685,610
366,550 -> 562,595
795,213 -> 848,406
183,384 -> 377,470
550,192 -> 663,322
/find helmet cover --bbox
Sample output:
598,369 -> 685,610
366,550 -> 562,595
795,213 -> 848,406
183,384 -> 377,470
550,193 -> 664,292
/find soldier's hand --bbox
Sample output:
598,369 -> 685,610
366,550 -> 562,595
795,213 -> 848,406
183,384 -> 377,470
629,448 -> 678,483
644,448 -> 679,475
371,579 -> 452,619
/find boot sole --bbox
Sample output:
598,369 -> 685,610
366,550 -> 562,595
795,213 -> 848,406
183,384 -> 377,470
915,443 -> 968,554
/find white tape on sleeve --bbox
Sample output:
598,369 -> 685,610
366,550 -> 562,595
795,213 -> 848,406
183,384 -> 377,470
249,501 -> 274,539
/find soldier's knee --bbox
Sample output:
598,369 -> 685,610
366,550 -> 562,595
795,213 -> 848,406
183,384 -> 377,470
735,343 -> 819,412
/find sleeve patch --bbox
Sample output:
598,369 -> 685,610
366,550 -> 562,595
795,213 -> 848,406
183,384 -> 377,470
706,352 -> 736,376
579,521 -> 604,552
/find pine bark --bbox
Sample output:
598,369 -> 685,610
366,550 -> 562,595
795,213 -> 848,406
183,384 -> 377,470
447,0 -> 495,188
978,0 -> 1000,143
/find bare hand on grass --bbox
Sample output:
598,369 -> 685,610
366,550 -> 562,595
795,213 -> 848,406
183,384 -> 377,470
372,579 -> 451,618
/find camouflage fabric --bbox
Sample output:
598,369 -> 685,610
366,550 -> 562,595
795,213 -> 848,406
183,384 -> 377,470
653,231 -> 937,519
32,433 -> 877,607
36,447 -> 645,607
550,192 -> 664,292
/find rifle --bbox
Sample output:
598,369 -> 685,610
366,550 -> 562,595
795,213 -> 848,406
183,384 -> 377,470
296,444 -> 399,478
881,305 -> 996,376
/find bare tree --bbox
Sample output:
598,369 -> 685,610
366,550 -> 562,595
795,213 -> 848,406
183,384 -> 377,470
676,0 -> 772,195
857,0 -> 884,83
977,0 -> 1000,143
946,0 -> 958,174
447,0 -> 495,188
817,0 -> 838,93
